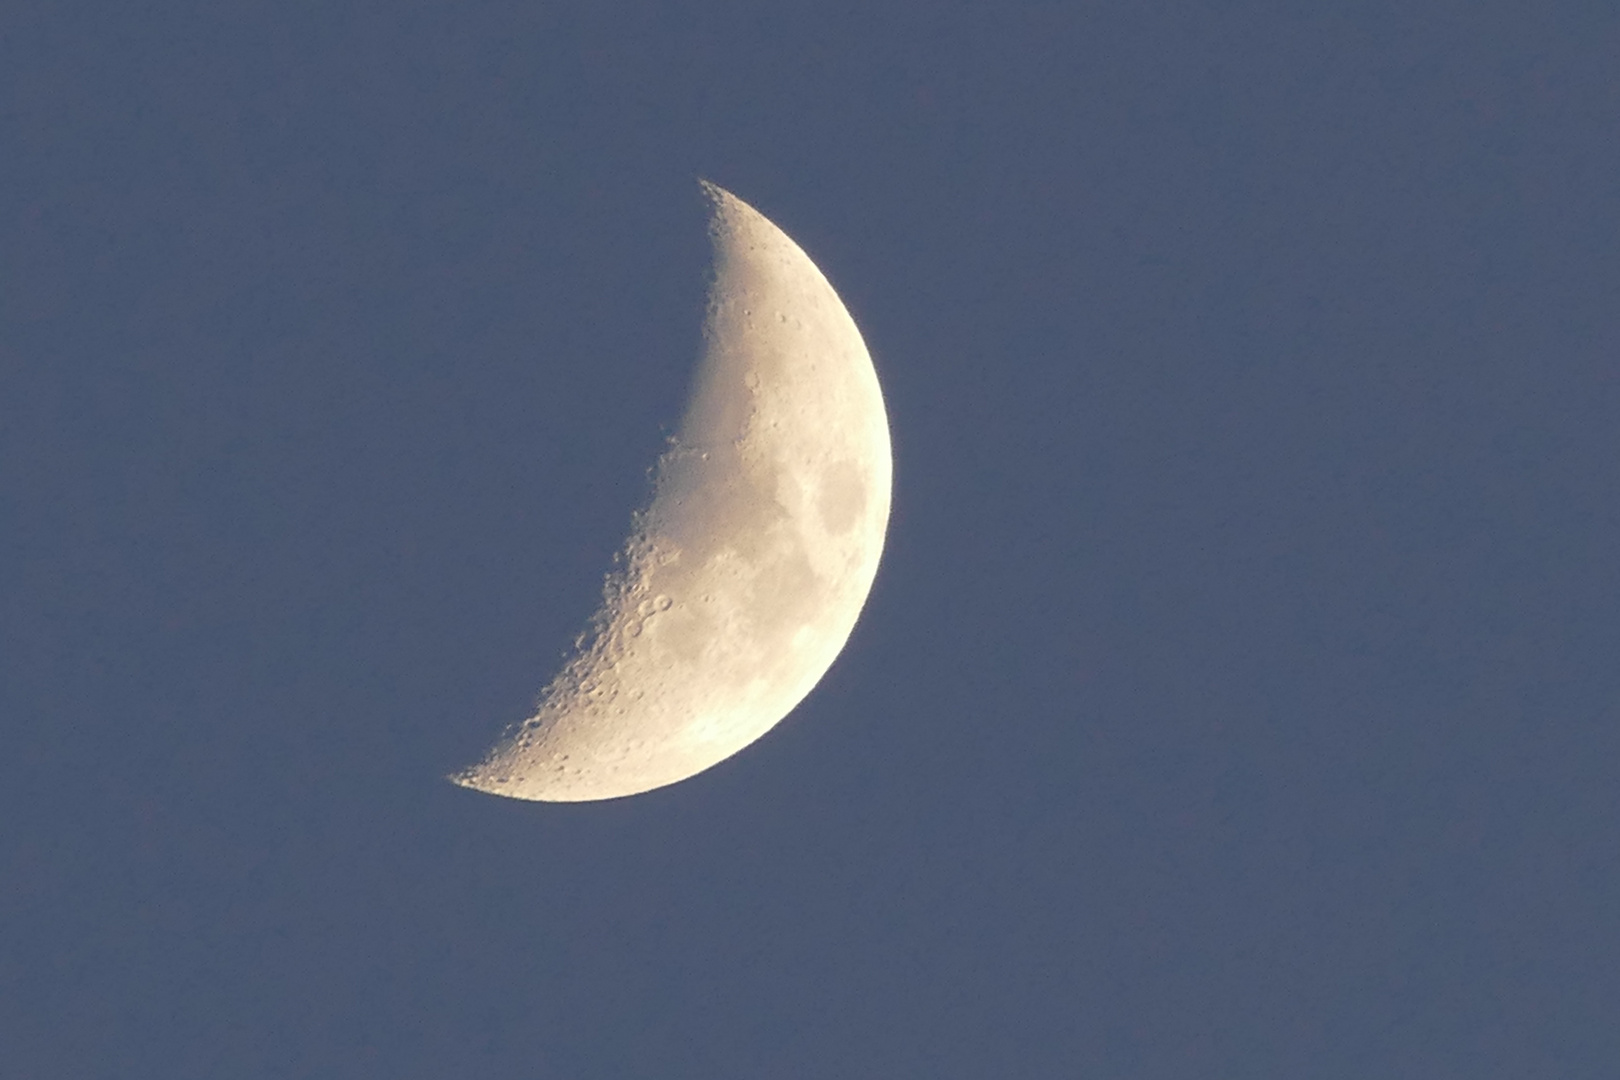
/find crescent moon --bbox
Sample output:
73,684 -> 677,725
452,183 -> 892,802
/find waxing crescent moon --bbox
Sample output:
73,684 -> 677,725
451,183 -> 892,802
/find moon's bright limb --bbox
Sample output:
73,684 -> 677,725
452,183 -> 892,802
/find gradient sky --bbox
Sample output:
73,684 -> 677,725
4,3 -> 1617,1077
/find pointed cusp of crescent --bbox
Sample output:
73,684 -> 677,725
451,183 -> 892,802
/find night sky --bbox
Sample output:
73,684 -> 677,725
4,3 -> 1618,1076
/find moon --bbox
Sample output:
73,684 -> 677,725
451,182 -> 892,802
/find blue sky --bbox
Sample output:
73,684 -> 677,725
3,3 -> 1617,1076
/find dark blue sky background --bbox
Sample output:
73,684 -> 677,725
4,2 -> 1617,1076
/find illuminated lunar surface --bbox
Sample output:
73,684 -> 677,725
452,183 -> 892,802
